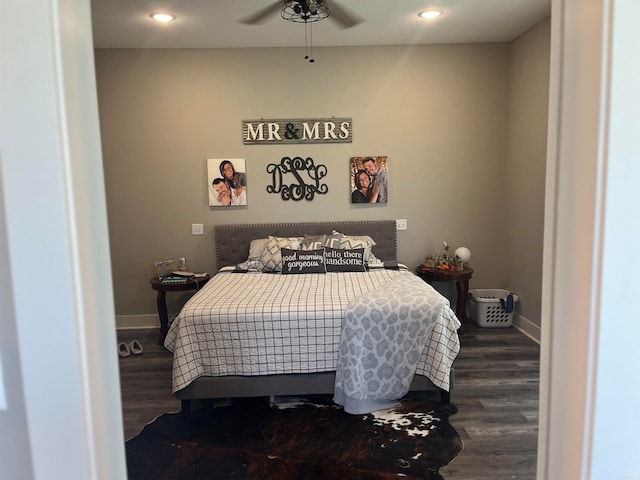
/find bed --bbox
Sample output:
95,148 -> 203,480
164,220 -> 461,414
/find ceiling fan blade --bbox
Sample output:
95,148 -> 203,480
239,1 -> 284,25
328,1 -> 364,29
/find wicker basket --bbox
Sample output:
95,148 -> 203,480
469,289 -> 518,328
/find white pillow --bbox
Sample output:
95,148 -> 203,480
333,231 -> 382,265
236,237 -> 268,271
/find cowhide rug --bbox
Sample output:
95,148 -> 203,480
125,395 -> 462,480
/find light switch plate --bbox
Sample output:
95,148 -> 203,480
191,223 -> 204,235
396,219 -> 408,231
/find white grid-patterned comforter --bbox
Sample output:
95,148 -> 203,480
164,269 -> 461,394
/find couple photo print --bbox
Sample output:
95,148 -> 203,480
350,156 -> 388,204
208,158 -> 247,207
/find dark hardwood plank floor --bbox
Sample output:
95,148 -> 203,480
440,324 -> 540,480
117,322 -> 540,479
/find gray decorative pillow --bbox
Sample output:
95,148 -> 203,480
323,232 -> 343,249
334,232 -> 381,265
237,237 -> 268,271
281,248 -> 326,274
301,234 -> 326,250
261,236 -> 302,272
324,247 -> 366,272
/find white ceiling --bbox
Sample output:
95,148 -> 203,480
90,0 -> 551,49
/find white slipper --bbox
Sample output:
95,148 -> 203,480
118,342 -> 131,357
129,339 -> 143,355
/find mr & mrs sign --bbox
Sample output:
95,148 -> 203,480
243,118 -> 351,202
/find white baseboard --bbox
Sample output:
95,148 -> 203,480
116,314 -> 161,330
513,313 -> 541,344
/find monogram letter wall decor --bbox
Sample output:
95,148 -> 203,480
266,156 -> 328,201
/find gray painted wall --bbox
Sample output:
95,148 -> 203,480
96,26 -> 549,327
507,18 -> 550,331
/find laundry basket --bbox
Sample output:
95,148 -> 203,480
468,289 -> 518,328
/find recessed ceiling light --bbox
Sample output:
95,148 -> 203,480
150,12 -> 176,23
418,10 -> 443,20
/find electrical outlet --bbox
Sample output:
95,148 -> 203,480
396,219 -> 408,231
191,223 -> 204,235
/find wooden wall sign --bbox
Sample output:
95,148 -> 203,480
266,156 -> 328,201
243,118 -> 352,145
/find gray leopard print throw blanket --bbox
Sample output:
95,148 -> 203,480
334,273 -> 448,414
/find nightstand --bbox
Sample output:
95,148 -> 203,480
415,266 -> 473,331
149,275 -> 211,346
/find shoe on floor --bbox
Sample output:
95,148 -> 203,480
118,342 -> 131,358
129,339 -> 143,355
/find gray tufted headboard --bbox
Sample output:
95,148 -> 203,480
214,220 -> 397,271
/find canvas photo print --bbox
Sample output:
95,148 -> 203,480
350,156 -> 388,204
208,158 -> 247,206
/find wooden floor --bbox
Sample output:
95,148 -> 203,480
118,322 -> 540,479
440,324 -> 540,480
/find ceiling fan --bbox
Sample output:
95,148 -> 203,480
240,0 -> 364,29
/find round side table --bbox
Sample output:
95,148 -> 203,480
150,275 -> 211,346
415,266 -> 474,332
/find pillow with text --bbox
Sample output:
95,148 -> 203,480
324,247 -> 366,272
281,248 -> 326,274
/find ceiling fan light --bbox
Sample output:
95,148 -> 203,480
419,10 -> 443,20
150,12 -> 176,23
